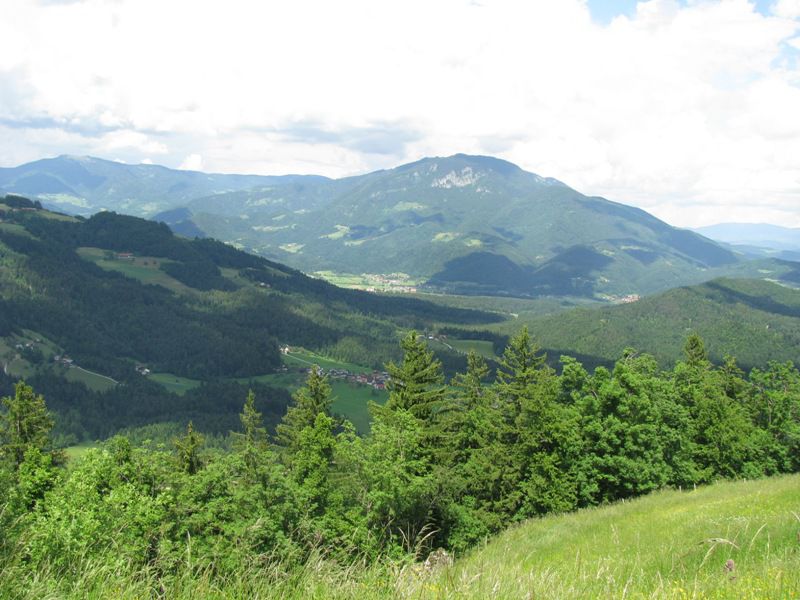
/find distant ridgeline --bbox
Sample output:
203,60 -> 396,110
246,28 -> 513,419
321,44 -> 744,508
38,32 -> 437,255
498,276 -> 800,371
0,194 -> 43,210
6,154 -> 798,299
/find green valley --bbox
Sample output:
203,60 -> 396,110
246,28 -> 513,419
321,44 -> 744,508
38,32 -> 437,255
4,3 -> 800,597
0,196 -> 497,443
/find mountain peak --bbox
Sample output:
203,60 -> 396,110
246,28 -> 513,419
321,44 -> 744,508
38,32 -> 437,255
394,154 -> 565,187
55,154 -> 103,164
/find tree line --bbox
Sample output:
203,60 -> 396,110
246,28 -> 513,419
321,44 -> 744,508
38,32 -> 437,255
1,330 -> 798,588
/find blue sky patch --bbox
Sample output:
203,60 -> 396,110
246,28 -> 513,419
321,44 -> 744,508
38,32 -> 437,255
587,0 -> 775,25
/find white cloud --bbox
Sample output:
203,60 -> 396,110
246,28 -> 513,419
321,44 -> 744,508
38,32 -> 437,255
773,0 -> 800,19
179,153 -> 203,171
0,0 -> 799,227
101,129 -> 167,154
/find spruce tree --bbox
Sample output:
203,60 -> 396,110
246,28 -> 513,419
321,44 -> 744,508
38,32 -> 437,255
684,332 -> 710,371
277,366 -> 332,452
386,331 -> 445,421
175,421 -> 204,475
440,351 -> 493,461
0,381 -> 54,468
234,390 -> 269,475
495,327 -> 547,422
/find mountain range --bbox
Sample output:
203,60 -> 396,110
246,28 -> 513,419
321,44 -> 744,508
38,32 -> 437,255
694,223 -> 800,262
3,154 -> 797,299
0,155 -> 325,217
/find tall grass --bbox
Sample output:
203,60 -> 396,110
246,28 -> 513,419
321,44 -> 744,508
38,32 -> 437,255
433,474 -> 800,599
0,553 -> 413,600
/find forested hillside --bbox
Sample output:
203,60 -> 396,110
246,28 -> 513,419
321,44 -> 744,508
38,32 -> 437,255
508,277 -> 800,369
0,196 -> 499,442
170,154 -> 757,298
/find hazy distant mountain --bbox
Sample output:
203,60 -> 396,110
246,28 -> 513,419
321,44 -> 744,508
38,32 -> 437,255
0,155 -> 327,217
7,153 -> 788,299
694,223 -> 800,261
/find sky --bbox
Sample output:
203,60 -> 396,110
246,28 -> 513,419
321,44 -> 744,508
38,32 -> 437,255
1,0 -> 800,228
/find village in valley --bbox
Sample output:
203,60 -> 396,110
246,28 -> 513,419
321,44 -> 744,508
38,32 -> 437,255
280,345 -> 389,390
323,367 -> 389,390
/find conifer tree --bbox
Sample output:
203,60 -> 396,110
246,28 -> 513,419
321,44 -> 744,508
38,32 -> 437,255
440,351 -> 493,461
495,327 -> 547,422
435,351 -> 507,551
175,421 -> 204,475
293,413 -> 336,518
0,381 -> 54,468
234,390 -> 269,475
277,366 -> 332,452
684,332 -> 710,371
674,334 -> 759,480
386,331 -> 445,421
454,351 -> 491,411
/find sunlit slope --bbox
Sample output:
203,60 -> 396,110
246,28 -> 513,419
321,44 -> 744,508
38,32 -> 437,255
435,475 -> 800,600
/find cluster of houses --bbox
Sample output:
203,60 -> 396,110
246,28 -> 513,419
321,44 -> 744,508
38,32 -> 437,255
135,364 -> 151,376
362,273 -> 418,294
365,285 -> 418,294
52,354 -> 74,367
617,294 -> 641,304
281,346 -> 389,390
14,338 -> 42,352
323,367 -> 389,390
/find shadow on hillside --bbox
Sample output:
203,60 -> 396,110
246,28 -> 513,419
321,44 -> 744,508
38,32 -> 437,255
429,246 -> 613,298
705,280 -> 800,318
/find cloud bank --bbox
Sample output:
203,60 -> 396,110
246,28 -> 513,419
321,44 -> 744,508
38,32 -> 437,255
1,0 -> 799,227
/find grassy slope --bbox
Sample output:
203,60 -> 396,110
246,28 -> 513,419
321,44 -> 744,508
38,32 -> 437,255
434,475 -> 800,599
0,330 -> 116,392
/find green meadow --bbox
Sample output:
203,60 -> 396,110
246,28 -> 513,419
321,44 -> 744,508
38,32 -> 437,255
430,474 -> 800,599
76,247 -> 194,294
